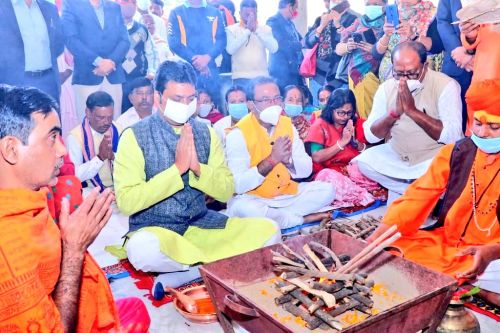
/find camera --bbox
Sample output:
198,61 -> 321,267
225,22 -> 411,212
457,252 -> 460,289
351,33 -> 363,43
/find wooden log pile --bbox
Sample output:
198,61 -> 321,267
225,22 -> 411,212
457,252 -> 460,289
320,215 -> 382,240
272,226 -> 401,331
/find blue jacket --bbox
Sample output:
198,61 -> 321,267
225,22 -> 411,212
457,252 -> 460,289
267,12 -> 303,83
61,0 -> 130,85
167,5 -> 226,72
437,0 -> 468,77
0,0 -> 64,90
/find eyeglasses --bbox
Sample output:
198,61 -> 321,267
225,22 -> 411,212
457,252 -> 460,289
334,109 -> 353,117
254,96 -> 283,106
392,68 -> 421,80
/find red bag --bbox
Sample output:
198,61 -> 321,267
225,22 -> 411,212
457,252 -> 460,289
299,43 -> 319,78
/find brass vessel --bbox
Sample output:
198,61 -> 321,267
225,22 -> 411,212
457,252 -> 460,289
437,297 -> 480,333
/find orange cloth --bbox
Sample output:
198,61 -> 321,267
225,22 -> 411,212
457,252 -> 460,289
465,80 -> 500,134
461,25 -> 500,83
0,188 -> 122,333
383,145 -> 500,277
235,113 -> 298,198
462,24 -> 500,134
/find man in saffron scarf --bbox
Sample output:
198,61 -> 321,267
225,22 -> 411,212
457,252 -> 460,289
0,86 -> 150,332
67,91 -> 121,193
368,108 -> 500,306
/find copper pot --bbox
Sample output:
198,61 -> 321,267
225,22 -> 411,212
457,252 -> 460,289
173,285 -> 218,324
437,297 -> 480,333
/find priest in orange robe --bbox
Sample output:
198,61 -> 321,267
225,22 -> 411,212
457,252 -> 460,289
0,86 -> 150,332
369,108 -> 500,306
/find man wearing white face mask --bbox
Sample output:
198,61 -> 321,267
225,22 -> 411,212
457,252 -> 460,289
355,41 -> 463,206
112,61 -> 280,288
225,76 -> 335,229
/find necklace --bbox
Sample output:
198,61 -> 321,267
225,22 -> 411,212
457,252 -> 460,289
470,164 -> 498,237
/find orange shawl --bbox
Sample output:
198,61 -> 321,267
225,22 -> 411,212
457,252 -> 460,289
0,188 -> 121,332
384,145 -> 500,277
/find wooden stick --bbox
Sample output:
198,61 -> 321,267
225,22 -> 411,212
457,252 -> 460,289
280,243 -> 318,271
309,241 -> 343,270
328,299 -> 360,317
350,293 -> 374,308
311,281 -> 344,293
303,244 -> 328,272
282,302 -> 323,330
275,294 -> 294,305
272,255 -> 305,268
274,265 -> 355,281
287,278 -> 336,308
338,225 -> 398,273
344,232 -> 401,273
315,310 -> 344,331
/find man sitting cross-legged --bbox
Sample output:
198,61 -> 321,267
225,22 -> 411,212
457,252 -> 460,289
225,76 -> 335,229
113,61 -> 280,290
0,86 -> 149,332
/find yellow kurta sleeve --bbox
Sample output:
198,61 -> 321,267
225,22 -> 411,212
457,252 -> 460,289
188,128 -> 234,202
383,144 -> 454,235
114,128 -> 185,216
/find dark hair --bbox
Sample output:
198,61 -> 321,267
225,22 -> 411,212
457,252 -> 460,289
317,85 -> 334,100
279,0 -> 296,9
155,60 -> 197,93
391,41 -> 427,65
225,85 -> 247,102
197,88 -> 213,100
151,0 -> 164,7
240,0 -> 257,10
0,85 -> 59,144
246,76 -> 278,101
128,77 -> 153,95
86,91 -> 114,111
283,85 -> 304,102
320,88 -> 357,124
299,85 -> 313,105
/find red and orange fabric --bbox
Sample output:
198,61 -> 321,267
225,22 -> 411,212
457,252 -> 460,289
462,24 -> 500,135
305,117 -> 367,174
1,184 -> 150,332
383,144 -> 499,277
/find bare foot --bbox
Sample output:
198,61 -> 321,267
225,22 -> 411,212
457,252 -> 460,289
303,212 -> 331,223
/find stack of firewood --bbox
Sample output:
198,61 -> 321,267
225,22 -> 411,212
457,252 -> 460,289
320,215 -> 382,240
272,226 -> 401,331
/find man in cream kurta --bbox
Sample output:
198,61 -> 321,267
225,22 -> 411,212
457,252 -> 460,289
66,91 -> 127,267
113,61 -> 280,288
225,76 -> 335,229
67,91 -> 122,192
355,41 -> 463,205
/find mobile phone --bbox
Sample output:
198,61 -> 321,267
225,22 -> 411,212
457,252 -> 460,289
351,32 -> 363,43
362,29 -> 377,44
385,4 -> 400,29
331,1 -> 350,14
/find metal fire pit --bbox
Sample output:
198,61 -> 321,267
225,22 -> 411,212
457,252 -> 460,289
200,230 -> 457,333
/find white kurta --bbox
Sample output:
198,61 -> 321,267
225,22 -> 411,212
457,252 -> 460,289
354,79 -> 464,200
225,125 -> 335,229
213,115 -> 232,147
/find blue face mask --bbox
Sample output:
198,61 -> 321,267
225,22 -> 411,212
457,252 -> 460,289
227,103 -> 249,120
303,105 -> 317,113
364,5 -> 384,20
284,104 -> 303,117
470,134 -> 500,154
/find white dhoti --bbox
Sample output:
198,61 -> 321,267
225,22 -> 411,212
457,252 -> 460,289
354,144 -> 433,205
227,181 -> 336,229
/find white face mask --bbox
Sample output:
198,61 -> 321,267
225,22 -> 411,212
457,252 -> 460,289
163,98 -> 198,124
258,105 -> 282,126
406,80 -> 424,95
198,103 -> 212,118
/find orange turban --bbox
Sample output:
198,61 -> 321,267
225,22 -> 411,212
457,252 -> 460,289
465,79 -> 500,131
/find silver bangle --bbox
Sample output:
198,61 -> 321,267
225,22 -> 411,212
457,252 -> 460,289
336,141 -> 345,150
